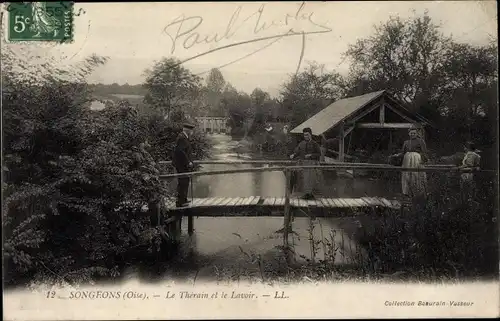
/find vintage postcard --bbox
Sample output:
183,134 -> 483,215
2,1 -> 499,319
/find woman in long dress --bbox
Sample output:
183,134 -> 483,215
289,127 -> 322,199
401,128 -> 428,198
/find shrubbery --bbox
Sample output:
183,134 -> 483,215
2,51 -> 209,287
354,172 -> 498,279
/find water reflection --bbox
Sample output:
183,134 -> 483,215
176,134 -> 376,275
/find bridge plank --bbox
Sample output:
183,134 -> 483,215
226,198 -> 240,206
244,196 -> 255,205
357,198 -> 371,207
234,197 -> 246,206
209,197 -> 226,206
262,198 -> 271,205
249,196 -> 260,205
350,198 -> 365,207
354,198 -> 367,207
354,198 -> 364,207
239,197 -> 252,206
250,196 -> 261,205
378,197 -> 393,208
361,197 -> 376,207
191,198 -> 204,206
368,197 -> 385,207
197,197 -> 216,206
331,198 -> 343,207
339,198 -> 353,207
343,198 -> 357,207
325,198 -> 336,207
219,198 -> 234,206
319,198 -> 330,207
298,199 -> 308,207
275,197 -> 285,206
306,200 -> 318,207
263,197 -> 276,206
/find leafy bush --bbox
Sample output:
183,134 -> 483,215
2,49 -> 209,286
355,172 -> 497,278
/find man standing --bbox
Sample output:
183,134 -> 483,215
172,123 -> 195,207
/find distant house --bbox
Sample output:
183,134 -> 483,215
290,90 -> 433,161
89,100 -> 107,111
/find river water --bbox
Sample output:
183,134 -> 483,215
128,134 -> 400,282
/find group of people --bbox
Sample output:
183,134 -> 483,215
394,128 -> 481,201
171,123 -> 481,207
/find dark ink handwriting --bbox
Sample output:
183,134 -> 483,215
163,2 -> 331,54
163,2 -> 332,74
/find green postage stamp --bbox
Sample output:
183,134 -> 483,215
7,2 -> 74,42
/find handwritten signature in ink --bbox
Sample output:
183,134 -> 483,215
163,2 -> 333,74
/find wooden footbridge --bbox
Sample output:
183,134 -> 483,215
164,196 -> 402,212
154,160 -> 478,247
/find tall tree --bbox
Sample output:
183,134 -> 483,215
206,68 -> 226,94
343,12 -> 451,118
438,42 -> 498,143
203,68 -> 227,117
343,12 -> 498,151
142,58 -> 201,120
280,62 -> 346,126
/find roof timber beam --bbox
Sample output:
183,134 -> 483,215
343,125 -> 355,137
383,102 -> 423,125
356,123 -> 422,129
348,100 -> 383,124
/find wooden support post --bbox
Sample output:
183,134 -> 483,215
379,103 -> 385,124
420,126 -> 425,141
389,130 -> 393,152
339,123 -> 345,162
156,201 -> 161,226
283,169 -> 291,257
187,215 -> 194,236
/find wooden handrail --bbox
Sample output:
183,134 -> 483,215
159,164 -> 488,179
158,160 -> 456,167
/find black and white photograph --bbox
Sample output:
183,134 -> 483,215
2,1 -> 499,319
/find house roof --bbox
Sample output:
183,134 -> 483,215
290,90 -> 432,135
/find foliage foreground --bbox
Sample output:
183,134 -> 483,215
2,50 -> 210,287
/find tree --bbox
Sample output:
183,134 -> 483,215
202,68 -> 227,117
222,86 -> 252,137
343,12 -> 451,117
142,58 -> 201,120
343,11 -> 498,153
438,42 -> 498,145
280,62 -> 346,126
206,68 -> 226,94
2,43 -> 209,286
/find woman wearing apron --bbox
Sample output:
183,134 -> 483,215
401,128 -> 428,198
289,127 -> 322,199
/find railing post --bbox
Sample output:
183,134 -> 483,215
283,169 -> 291,262
188,176 -> 194,235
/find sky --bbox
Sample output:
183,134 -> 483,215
30,1 -> 498,97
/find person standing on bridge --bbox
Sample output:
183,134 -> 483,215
400,127 -> 428,198
172,123 -> 195,207
289,127 -> 322,200
459,141 -> 481,203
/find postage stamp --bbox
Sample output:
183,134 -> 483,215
7,1 -> 74,42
